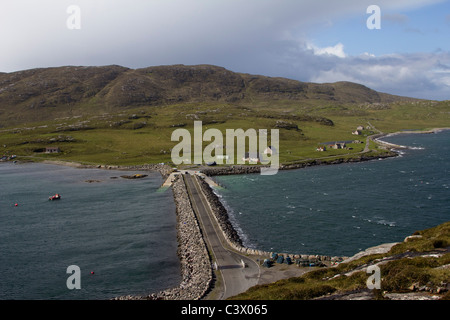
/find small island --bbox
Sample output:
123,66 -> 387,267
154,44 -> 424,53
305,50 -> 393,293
120,174 -> 148,179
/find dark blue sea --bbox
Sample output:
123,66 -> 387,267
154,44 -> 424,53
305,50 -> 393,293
1,130 -> 449,300
0,164 -> 180,300
214,130 -> 450,257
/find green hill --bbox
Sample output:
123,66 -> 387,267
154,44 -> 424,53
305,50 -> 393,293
0,64 -> 449,166
0,64 -> 414,127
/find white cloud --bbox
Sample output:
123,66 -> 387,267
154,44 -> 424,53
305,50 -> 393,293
307,52 -> 450,100
307,43 -> 347,58
0,0 -> 448,100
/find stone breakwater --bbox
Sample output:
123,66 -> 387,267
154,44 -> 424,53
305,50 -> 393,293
200,152 -> 397,177
195,176 -> 344,264
196,176 -> 243,248
115,175 -> 213,300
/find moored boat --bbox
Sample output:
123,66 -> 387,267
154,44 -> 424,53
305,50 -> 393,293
49,194 -> 61,201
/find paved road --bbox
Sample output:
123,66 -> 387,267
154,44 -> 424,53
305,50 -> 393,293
183,174 -> 260,299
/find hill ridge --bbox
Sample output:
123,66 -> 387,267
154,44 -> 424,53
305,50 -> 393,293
0,64 -> 416,127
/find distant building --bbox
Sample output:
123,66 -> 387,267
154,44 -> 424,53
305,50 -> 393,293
352,130 -> 362,135
316,146 -> 326,152
45,147 -> 61,154
242,152 -> 261,163
216,155 -> 229,161
263,146 -> 277,155
357,126 -> 364,131
331,142 -> 346,150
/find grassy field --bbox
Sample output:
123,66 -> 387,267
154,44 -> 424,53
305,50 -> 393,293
1,99 -> 449,166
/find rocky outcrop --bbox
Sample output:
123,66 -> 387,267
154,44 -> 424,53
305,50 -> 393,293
120,174 -> 148,179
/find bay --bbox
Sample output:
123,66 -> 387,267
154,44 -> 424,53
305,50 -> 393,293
214,130 -> 450,257
0,163 -> 180,300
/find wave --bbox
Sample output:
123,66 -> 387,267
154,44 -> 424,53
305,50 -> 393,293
376,219 -> 397,227
212,189 -> 253,248
376,136 -> 425,151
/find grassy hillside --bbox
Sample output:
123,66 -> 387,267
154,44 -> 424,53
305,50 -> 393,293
0,64 -> 417,127
0,65 -> 449,166
229,222 -> 450,300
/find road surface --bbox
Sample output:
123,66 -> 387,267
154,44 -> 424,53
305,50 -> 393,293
183,174 -> 260,299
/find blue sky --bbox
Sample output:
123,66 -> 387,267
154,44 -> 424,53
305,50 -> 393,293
309,1 -> 450,56
0,0 -> 449,100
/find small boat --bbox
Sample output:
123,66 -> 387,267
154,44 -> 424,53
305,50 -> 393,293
49,194 -> 61,201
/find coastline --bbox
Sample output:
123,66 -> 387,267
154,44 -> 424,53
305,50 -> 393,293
4,127 -> 448,300
35,160 -> 174,180
9,127 -> 448,178
200,152 -> 398,177
373,127 -> 450,150
200,127 -> 450,177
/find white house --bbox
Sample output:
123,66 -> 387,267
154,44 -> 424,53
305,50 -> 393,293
332,142 -> 346,150
45,147 -> 61,153
242,152 -> 261,163
263,146 -> 277,155
216,155 -> 229,161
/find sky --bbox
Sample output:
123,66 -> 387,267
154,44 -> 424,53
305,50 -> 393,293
0,0 -> 449,100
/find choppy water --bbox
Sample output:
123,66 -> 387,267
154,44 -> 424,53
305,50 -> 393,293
214,130 -> 450,257
0,164 -> 180,300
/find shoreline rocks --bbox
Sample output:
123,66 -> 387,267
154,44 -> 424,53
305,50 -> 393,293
120,174 -> 148,179
39,160 -> 173,179
200,152 -> 398,177
196,176 -> 243,248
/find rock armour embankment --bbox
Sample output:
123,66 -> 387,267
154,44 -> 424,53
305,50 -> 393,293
200,153 -> 397,177
196,176 -> 343,263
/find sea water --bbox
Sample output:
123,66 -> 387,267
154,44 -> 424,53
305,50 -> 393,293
214,130 -> 450,257
0,163 -> 180,300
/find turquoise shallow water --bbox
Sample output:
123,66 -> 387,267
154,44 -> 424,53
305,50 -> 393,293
0,164 -> 180,300
214,130 -> 450,257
